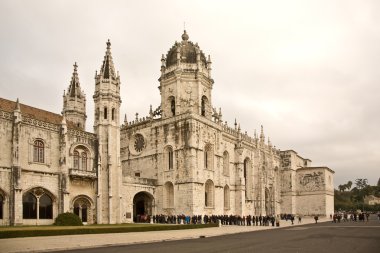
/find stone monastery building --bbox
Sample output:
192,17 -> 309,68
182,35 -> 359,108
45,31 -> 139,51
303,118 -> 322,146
0,31 -> 334,225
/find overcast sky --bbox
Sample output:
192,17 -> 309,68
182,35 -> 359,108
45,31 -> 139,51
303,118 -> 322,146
0,0 -> 379,187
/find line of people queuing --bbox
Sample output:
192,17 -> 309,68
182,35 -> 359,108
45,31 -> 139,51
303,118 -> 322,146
151,214 -> 295,227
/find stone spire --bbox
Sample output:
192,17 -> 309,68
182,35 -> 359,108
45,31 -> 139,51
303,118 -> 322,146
62,62 -> 87,130
67,62 -> 84,98
260,125 -> 265,143
99,39 -> 117,79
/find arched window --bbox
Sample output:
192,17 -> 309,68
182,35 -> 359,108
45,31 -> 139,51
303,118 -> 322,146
112,108 -> 115,120
104,107 -> 108,119
23,189 -> 54,220
204,144 -> 213,170
170,97 -> 175,116
39,194 -> 52,219
224,185 -> 230,210
33,140 -> 44,163
81,152 -> 87,171
201,96 -> 207,116
73,146 -> 90,171
164,146 -> 174,171
0,194 -> 3,219
23,192 -> 37,219
73,151 -> 79,169
164,182 -> 174,208
223,151 -> 229,176
205,180 -> 214,207
168,148 -> 173,170
244,158 -> 252,200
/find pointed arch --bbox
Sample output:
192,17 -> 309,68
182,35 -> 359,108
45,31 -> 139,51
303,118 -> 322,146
204,144 -> 214,170
205,179 -> 214,208
168,96 -> 176,116
22,187 -> 55,220
244,157 -> 253,200
72,195 -> 94,224
265,187 -> 273,215
223,151 -> 229,176
70,145 -> 93,171
163,145 -> 174,170
224,185 -> 230,210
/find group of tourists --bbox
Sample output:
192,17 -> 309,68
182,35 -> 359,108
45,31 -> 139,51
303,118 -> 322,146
151,214 -> 287,227
330,212 -> 371,223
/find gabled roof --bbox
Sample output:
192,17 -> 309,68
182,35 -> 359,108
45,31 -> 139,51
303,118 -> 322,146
0,97 -> 80,129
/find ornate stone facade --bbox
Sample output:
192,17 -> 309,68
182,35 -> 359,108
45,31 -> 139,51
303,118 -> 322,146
0,31 -> 334,226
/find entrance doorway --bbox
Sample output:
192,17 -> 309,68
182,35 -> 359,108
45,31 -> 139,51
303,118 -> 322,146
73,196 -> 92,224
133,192 -> 154,223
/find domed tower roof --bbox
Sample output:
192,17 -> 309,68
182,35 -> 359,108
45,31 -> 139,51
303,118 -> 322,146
165,30 -> 208,68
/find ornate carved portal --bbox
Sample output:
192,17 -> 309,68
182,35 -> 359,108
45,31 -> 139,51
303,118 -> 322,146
73,197 -> 92,224
265,187 -> 274,215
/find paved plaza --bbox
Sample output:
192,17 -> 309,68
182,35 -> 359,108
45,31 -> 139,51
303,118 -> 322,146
1,217 -> 380,253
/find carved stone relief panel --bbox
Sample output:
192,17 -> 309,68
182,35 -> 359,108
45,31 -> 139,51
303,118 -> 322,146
298,171 -> 324,191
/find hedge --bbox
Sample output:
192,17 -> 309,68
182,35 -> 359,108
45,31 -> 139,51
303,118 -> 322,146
0,223 -> 218,239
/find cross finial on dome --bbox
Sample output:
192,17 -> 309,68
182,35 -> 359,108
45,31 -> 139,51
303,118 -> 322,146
182,30 -> 189,41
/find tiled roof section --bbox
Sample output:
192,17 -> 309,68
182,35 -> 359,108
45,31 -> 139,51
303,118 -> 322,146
0,97 -> 81,129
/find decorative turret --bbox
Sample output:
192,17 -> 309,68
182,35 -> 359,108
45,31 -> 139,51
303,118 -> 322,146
94,39 -> 121,127
93,40 -> 122,225
159,30 -> 214,119
62,62 -> 87,130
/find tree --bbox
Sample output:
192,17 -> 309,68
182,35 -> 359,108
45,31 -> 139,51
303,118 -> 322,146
346,181 -> 352,191
355,179 -> 368,190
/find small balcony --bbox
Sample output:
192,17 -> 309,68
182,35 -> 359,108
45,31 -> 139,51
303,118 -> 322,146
69,168 -> 97,180
125,177 -> 157,186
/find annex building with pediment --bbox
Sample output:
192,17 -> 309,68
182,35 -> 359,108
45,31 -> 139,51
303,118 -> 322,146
0,31 -> 334,225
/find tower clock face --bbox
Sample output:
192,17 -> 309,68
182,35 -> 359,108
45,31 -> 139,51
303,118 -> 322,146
134,134 -> 145,152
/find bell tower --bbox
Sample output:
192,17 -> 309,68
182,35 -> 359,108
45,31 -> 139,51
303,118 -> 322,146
159,31 -> 214,119
93,40 -> 122,224
62,62 -> 87,130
